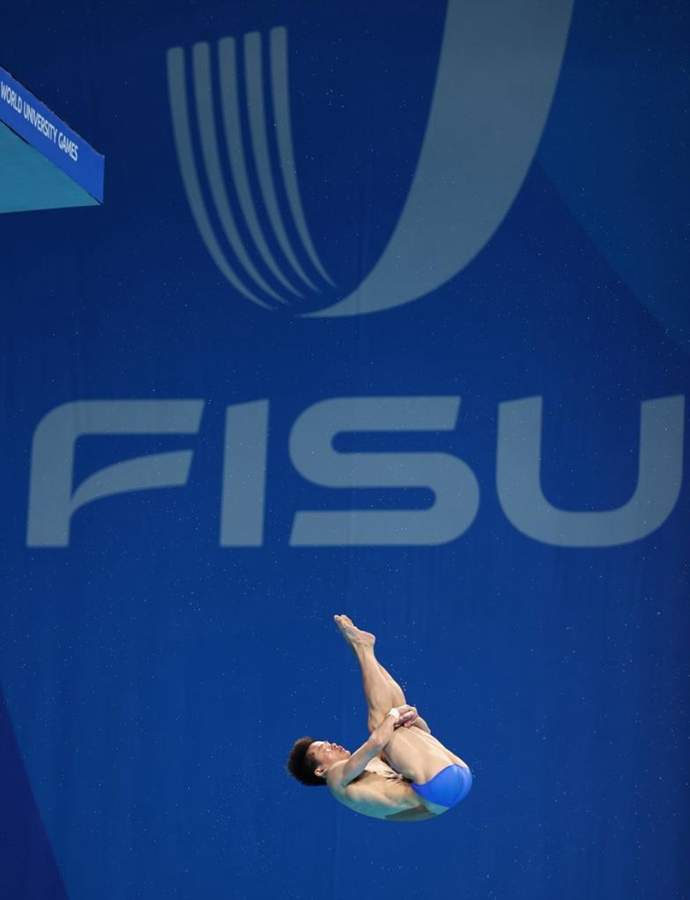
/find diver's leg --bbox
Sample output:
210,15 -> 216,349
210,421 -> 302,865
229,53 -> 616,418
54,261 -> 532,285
333,615 -> 464,784
371,659 -> 432,733
381,726 -> 456,785
376,662 -> 407,707
334,615 -> 397,731
378,661 -> 431,733
335,615 -> 432,733
333,616 -> 463,786
409,731 -> 467,767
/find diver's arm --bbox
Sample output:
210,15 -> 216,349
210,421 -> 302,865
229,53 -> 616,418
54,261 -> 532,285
329,706 -> 417,788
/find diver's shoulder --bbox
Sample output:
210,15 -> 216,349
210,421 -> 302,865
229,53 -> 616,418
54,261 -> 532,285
325,760 -> 350,790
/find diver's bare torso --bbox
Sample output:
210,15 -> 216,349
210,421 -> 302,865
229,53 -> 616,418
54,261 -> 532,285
327,757 -> 438,822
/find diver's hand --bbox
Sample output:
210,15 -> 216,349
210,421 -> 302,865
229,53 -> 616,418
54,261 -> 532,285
392,704 -> 418,729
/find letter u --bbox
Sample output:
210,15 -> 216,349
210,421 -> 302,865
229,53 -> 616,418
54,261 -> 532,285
496,395 -> 684,547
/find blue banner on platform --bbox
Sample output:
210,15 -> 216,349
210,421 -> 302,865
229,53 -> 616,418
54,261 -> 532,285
0,1 -> 688,899
0,65 -> 104,203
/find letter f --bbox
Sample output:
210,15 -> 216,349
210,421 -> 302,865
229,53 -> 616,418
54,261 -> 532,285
27,400 -> 204,547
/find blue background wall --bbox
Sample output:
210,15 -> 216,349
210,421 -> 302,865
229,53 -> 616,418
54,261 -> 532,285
1,1 -> 688,898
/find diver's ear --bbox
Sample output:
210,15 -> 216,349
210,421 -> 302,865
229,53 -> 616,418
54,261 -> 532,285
314,765 -> 326,778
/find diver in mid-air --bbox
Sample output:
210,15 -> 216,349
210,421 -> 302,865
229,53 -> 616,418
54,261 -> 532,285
287,615 -> 472,822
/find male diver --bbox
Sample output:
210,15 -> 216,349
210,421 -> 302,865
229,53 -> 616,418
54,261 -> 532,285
286,615 -> 472,822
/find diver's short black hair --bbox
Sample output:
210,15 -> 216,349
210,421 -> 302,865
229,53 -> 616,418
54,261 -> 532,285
286,736 -> 327,787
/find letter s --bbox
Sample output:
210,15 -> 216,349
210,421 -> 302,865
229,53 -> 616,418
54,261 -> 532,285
289,396 -> 479,546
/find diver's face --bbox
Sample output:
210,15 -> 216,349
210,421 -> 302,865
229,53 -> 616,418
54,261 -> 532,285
309,740 -> 350,773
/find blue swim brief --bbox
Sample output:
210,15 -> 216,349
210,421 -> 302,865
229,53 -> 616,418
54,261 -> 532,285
412,763 -> 472,809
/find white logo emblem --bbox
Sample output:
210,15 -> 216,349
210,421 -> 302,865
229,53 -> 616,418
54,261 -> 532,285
167,0 -> 573,317
27,395 -> 684,548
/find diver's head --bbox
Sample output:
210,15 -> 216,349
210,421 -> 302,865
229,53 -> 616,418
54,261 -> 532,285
286,736 -> 349,785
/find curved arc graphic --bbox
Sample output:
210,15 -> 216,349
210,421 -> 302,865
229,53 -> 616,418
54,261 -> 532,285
243,32 -> 318,293
269,27 -> 335,287
191,43 -> 288,304
166,47 -> 272,309
217,36 -> 303,300
308,0 -> 575,318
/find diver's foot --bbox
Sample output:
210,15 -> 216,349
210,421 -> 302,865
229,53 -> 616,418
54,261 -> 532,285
334,614 -> 376,648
